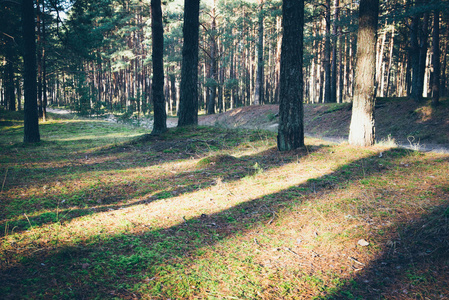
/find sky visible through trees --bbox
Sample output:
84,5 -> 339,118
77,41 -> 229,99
0,0 -> 448,144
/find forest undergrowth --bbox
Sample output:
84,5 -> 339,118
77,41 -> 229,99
0,100 -> 448,299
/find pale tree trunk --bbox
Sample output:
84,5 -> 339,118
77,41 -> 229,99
418,12 -> 429,99
375,27 -> 386,97
274,15 -> 282,104
277,0 -> 304,151
348,0 -> 379,147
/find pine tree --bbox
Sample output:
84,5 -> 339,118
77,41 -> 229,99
348,0 -> 379,147
277,0 -> 304,151
178,0 -> 200,126
151,0 -> 167,134
22,0 -> 40,143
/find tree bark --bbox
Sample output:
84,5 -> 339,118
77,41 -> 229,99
431,10 -> 440,106
207,3 -> 217,115
417,12 -> 429,99
22,0 -> 40,143
254,0 -> 264,105
178,0 -> 200,126
277,0 -> 304,151
330,0 -> 339,103
324,0 -> 332,103
348,0 -> 379,147
151,0 -> 167,134
5,43 -> 15,111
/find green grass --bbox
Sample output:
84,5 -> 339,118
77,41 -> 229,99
1,109 -> 448,299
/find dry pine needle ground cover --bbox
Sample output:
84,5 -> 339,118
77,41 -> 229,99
0,105 -> 448,299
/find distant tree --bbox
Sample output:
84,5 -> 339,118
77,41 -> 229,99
277,0 -> 304,151
348,0 -> 379,147
151,0 -> 167,134
1,0 -> 21,111
253,0 -> 264,106
323,0 -> 331,103
22,0 -> 40,143
178,0 -> 200,126
432,9 -> 440,106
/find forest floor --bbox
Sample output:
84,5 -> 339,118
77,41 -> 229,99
195,97 -> 449,153
1,98 -> 449,299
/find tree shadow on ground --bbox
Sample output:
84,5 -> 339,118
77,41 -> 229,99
0,143 -> 326,236
1,126 -> 276,191
3,148 -> 443,299
324,203 -> 449,299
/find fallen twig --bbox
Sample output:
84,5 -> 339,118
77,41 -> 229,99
285,247 -> 301,257
349,256 -> 366,266
1,167 -> 8,193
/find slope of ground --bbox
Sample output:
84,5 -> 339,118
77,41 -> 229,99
198,98 -> 449,152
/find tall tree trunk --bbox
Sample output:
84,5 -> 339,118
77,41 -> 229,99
324,0 -> 332,103
277,0 -> 304,151
410,14 -> 420,101
330,0 -> 339,103
5,45 -> 15,111
348,0 -> 379,147
385,24 -> 395,96
22,0 -> 40,143
338,28 -> 344,103
41,0 -> 47,121
431,10 -> 440,106
36,0 -> 43,118
151,0 -> 167,134
178,0 -> 200,126
254,0 -> 264,105
418,12 -> 429,99
207,3 -> 217,115
441,20 -> 449,97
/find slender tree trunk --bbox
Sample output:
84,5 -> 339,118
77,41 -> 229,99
432,10 -> 440,106
151,0 -> 167,134
410,14 -> 420,101
417,12 -> 429,99
17,77 -> 21,111
22,0 -> 40,143
338,28 -> 344,102
385,24 -> 395,96
330,0 -> 339,103
324,0 -> 332,103
348,0 -> 379,147
376,28 -> 386,97
5,45 -> 15,111
41,0 -> 47,121
36,0 -> 43,118
441,22 -> 449,97
178,0 -> 200,126
254,0 -> 264,105
277,0 -> 304,151
207,4 -> 217,115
